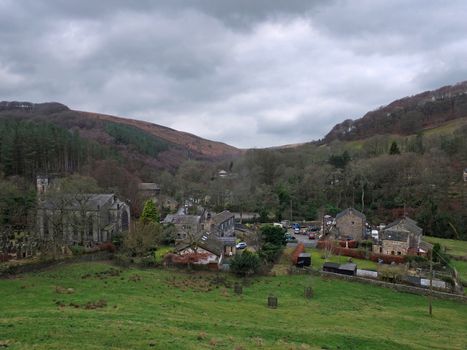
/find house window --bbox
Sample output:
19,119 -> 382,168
391,251 -> 395,255
397,251 -> 401,255
379,247 -> 382,253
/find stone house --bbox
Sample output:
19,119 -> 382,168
138,183 -> 160,200
209,210 -> 236,256
164,209 -> 237,258
373,217 -> 423,256
335,208 -> 366,241
175,231 -> 225,268
162,213 -> 205,241
37,194 -> 130,245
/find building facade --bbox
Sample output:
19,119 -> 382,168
373,217 -> 423,256
37,194 -> 130,245
335,208 -> 366,241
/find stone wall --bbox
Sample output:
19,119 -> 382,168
316,270 -> 467,303
381,239 -> 409,255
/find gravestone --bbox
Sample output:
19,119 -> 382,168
268,295 -> 278,309
234,283 -> 243,295
304,286 -> 314,299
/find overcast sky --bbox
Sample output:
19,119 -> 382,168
1,1 -> 467,148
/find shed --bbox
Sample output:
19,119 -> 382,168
322,262 -> 341,273
296,253 -> 311,267
339,263 -> 357,276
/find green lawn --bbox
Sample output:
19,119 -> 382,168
424,236 -> 467,258
1,262 -> 466,350
307,247 -> 378,270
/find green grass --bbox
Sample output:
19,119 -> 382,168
308,247 -> 378,270
421,117 -> 467,137
1,262 -> 466,350
451,260 -> 467,282
424,236 -> 467,258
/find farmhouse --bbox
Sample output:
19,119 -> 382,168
373,217 -> 423,256
335,208 -> 366,241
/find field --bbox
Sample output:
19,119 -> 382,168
1,262 -> 466,350
423,236 -> 467,259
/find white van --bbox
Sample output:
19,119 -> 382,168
371,230 -> 379,240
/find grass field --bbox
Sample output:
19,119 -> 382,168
423,236 -> 467,259
1,262 -> 466,350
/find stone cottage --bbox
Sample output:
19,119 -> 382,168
373,217 -> 423,256
209,210 -> 236,256
335,208 -> 366,241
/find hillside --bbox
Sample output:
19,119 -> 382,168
0,101 -> 241,172
324,81 -> 467,143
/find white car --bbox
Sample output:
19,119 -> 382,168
236,242 -> 247,249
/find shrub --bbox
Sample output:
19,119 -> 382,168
370,253 -> 406,264
140,256 -> 156,267
291,243 -> 305,264
258,242 -> 283,263
98,242 -> 116,253
230,250 -> 261,276
69,245 -> 85,256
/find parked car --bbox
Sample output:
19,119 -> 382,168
308,232 -> 316,240
236,242 -> 247,249
284,234 -> 297,243
308,225 -> 320,232
294,227 -> 300,234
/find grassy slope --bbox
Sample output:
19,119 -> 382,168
423,237 -> 467,259
1,262 -> 466,350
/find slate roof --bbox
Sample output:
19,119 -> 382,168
211,210 -> 234,225
335,208 -> 366,220
339,263 -> 357,272
384,217 -> 422,235
40,194 -> 123,211
176,231 -> 223,256
163,214 -> 201,225
138,183 -> 160,191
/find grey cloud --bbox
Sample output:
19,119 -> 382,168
0,1 -> 466,148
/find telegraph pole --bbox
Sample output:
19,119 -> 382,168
429,250 -> 433,316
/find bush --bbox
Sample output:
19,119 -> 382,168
370,253 -> 406,264
113,254 -> 131,268
258,242 -> 283,263
291,243 -> 305,264
140,256 -> 156,267
154,246 -> 173,265
359,240 -> 373,249
98,242 -> 116,253
69,245 -> 85,256
230,250 -> 261,276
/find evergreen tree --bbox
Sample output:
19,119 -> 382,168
389,141 -> 401,155
141,200 -> 159,224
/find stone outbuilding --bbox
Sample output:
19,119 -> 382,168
335,208 -> 366,241
373,217 -> 423,256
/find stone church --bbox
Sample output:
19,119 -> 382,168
36,177 -> 130,245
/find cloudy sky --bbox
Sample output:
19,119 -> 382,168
1,1 -> 467,148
